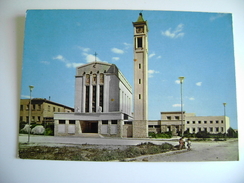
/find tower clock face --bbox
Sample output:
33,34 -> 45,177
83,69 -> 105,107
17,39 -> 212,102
136,26 -> 144,33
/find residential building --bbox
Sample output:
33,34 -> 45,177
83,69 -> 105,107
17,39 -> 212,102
19,98 -> 74,125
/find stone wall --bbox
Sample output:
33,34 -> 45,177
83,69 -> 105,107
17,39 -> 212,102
132,120 -> 148,138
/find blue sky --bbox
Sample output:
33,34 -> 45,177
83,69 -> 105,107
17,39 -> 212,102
21,10 -> 237,129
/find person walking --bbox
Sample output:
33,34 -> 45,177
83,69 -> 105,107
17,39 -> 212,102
179,138 -> 184,150
187,138 -> 191,150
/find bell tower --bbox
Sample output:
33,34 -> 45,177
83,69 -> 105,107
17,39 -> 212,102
132,13 -> 148,138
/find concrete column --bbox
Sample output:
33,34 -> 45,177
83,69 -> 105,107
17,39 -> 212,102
98,120 -> 102,134
75,120 -> 82,135
54,119 -> 59,136
82,77 -> 86,113
96,74 -> 100,112
118,120 -> 123,138
65,120 -> 69,134
89,75 -> 93,113
108,120 -> 111,136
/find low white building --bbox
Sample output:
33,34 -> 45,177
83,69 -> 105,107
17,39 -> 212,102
54,62 -> 133,137
148,111 -> 230,135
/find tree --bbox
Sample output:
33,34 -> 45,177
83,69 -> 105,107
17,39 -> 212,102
227,127 -> 238,138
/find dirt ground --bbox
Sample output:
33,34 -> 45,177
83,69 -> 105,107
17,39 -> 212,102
18,142 -> 176,161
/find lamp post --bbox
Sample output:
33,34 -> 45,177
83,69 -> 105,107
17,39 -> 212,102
179,76 -> 185,137
223,103 -> 227,134
27,85 -> 34,143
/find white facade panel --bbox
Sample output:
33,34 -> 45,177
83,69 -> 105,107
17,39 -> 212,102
111,124 -> 118,134
58,124 -> 65,133
68,125 -> 75,134
101,125 -> 108,134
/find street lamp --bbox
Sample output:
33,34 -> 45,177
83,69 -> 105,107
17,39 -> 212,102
179,76 -> 185,137
27,85 -> 34,143
223,103 -> 227,134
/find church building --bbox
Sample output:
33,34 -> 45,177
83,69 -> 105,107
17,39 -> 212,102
54,62 -> 133,137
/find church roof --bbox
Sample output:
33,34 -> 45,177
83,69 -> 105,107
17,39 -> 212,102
136,13 -> 145,22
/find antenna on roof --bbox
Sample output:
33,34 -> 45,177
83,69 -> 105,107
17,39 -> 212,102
49,96 -> 51,100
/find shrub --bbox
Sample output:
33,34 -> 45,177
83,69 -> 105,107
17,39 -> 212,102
196,131 -> 210,138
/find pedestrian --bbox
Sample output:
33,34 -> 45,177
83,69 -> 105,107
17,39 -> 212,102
187,138 -> 191,150
179,137 -> 184,150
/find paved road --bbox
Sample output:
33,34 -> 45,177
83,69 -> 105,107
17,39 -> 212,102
19,134 -> 238,161
133,139 -> 239,162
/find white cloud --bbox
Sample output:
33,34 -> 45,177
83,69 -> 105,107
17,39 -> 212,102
149,52 -> 156,58
112,57 -> 120,61
210,13 -> 226,21
175,80 -> 180,84
172,104 -> 182,107
40,61 -> 50,65
148,69 -> 159,78
21,95 -> 31,99
123,42 -> 131,49
156,56 -> 161,59
189,97 -> 195,100
78,46 -> 90,52
83,52 -> 101,63
162,23 -> 185,39
196,82 -> 202,86
53,54 -> 84,68
53,55 -> 65,61
111,48 -> 124,54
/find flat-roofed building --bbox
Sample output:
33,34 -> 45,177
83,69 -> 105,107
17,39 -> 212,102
148,111 -> 230,135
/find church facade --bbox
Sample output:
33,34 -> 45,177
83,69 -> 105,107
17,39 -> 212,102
54,62 -> 133,137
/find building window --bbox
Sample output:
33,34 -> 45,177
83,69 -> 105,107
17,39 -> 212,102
204,128 -> 207,132
167,116 -> 171,120
32,104 -> 35,110
175,116 -> 180,120
48,105 -> 50,112
37,104 -> 41,111
187,121 -> 190,124
26,105 -> 29,110
204,121 -> 207,124
86,74 -> 90,85
221,120 -> 224,123
111,120 -> 117,124
53,107 -> 55,112
92,86 -> 97,112
32,116 -> 35,122
192,121 -> 195,124
210,127 -> 213,132
216,127 -> 219,132
38,116 -> 41,122
198,121 -> 201,124
69,120 -> 75,124
192,128 -> 195,133
58,108 -> 60,112
100,73 -> 104,84
102,120 -> 108,124
216,120 -> 219,123
59,120 -> 65,124
99,85 -> 104,112
139,94 -> 141,99
20,105 -> 23,111
221,127 -> 224,132
210,121 -> 213,124
137,37 -> 142,48
93,74 -> 97,85
139,63 -> 141,69
85,86 -> 90,112
198,128 -> 201,132
139,79 -> 141,84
